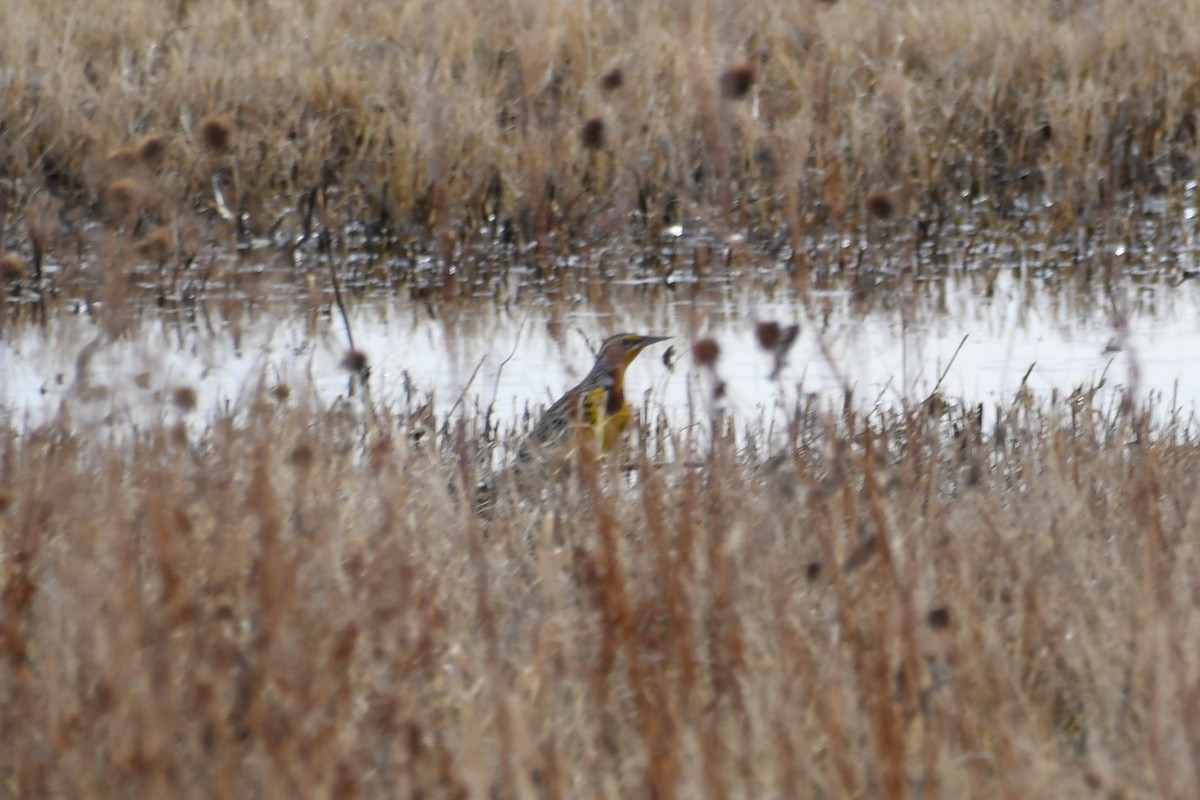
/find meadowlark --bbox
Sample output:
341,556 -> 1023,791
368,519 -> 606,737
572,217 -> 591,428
519,333 -> 669,461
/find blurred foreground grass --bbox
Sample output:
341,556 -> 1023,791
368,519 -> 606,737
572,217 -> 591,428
1,388 -> 1197,797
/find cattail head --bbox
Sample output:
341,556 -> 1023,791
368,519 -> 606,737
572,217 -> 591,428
290,442 -> 314,471
927,607 -> 951,629
720,63 -> 755,100
172,385 -> 198,411
369,435 -> 393,472
692,337 -> 720,368
106,146 -> 140,169
581,117 -> 607,150
136,228 -> 173,262
754,143 -> 777,178
104,177 -> 147,221
756,320 -> 800,379
0,253 -> 25,283
136,134 -> 167,165
341,349 -> 369,375
170,423 -> 189,447
755,321 -> 781,351
599,67 -> 625,92
865,190 -> 898,220
199,115 -> 234,152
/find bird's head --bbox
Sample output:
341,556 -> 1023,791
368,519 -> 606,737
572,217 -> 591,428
599,333 -> 670,371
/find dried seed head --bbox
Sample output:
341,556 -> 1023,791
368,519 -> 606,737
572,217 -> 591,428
692,337 -> 720,367
344,552 -> 365,580
720,63 -> 755,100
755,320 -> 781,352
806,561 -> 823,581
173,507 -> 193,535
369,435 -> 393,471
290,442 -> 314,471
754,143 -> 777,178
136,228 -> 173,262
758,321 -> 801,379
341,349 -> 369,375
599,67 -> 624,92
199,115 -> 234,152
331,623 -> 359,665
104,177 -> 146,220
927,607 -> 951,630
0,487 -> 9,513
106,145 -> 140,168
865,190 -> 898,220
0,253 -> 25,283
581,117 -> 606,150
137,134 -> 167,164
172,385 -> 198,411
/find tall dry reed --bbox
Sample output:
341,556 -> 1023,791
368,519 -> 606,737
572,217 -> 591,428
1,386 -> 1198,797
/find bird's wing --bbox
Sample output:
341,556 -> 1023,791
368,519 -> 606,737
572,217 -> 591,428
528,371 -> 613,447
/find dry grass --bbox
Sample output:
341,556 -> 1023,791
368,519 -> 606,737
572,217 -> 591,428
4,1 -> 1200,793
2,0 -> 1200,268
2,384 -> 1200,797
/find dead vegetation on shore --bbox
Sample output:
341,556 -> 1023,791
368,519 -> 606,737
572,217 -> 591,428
2,0 -> 1200,277
4,2 -> 1200,795
1,380 -> 1198,797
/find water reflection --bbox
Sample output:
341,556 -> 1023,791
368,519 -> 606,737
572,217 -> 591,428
3,269 -> 1200,436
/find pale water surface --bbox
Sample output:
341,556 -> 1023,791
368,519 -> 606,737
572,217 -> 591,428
3,270 -> 1200,437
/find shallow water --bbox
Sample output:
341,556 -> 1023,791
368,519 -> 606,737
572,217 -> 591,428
4,264 -> 1200,439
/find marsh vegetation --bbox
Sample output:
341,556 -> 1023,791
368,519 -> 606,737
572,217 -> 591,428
4,0 -> 1200,797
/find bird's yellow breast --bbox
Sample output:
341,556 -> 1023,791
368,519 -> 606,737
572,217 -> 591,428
601,403 -> 632,451
580,385 -> 632,452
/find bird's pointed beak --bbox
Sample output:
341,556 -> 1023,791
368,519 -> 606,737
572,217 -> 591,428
634,335 -> 670,349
